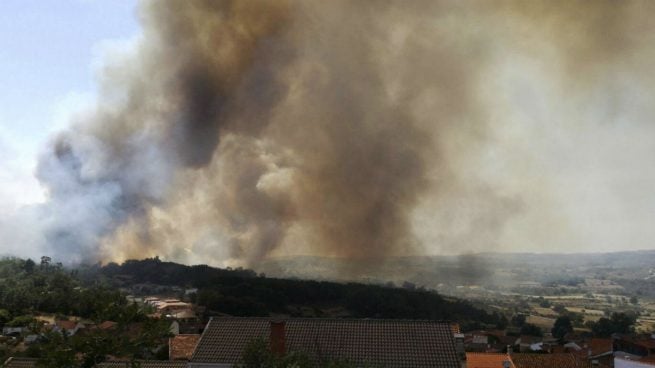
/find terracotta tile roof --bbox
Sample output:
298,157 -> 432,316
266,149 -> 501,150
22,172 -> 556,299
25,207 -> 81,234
622,335 -> 655,349
192,317 -> 461,367
466,353 -> 515,368
587,338 -> 613,356
56,320 -> 78,330
512,353 -> 591,368
3,357 -> 187,368
97,321 -> 117,330
2,358 -> 37,368
169,334 -> 200,360
95,361 -> 187,368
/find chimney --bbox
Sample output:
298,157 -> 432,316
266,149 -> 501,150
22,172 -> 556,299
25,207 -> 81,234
454,333 -> 465,360
507,345 -> 513,354
270,320 -> 286,357
503,361 -> 511,368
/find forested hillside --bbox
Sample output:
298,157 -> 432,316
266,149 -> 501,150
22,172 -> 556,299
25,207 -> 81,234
90,257 -> 506,328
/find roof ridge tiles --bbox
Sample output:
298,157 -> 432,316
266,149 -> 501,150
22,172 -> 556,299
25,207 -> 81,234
206,316 -> 455,323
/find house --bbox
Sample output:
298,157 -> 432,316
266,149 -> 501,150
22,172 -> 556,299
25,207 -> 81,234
517,335 -> 543,352
169,334 -> 200,361
54,320 -> 85,336
2,327 -> 25,337
614,335 -> 655,358
464,330 -> 517,353
145,296 -> 161,305
167,309 -> 203,335
145,298 -> 191,313
190,317 -> 462,368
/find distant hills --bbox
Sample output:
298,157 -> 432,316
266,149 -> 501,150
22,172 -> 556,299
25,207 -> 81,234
256,250 -> 655,294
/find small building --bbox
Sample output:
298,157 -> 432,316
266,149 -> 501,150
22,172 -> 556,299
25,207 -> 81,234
158,302 -> 192,315
54,320 -> 84,336
614,335 -> 655,357
2,327 -> 25,337
517,335 -> 543,352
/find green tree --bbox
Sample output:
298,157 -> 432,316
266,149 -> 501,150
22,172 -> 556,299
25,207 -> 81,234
36,332 -> 77,368
520,323 -> 542,337
23,259 -> 36,273
552,316 -> 573,339
610,312 -> 636,333
591,312 -> 636,337
7,315 -> 35,327
511,314 -> 526,327
0,309 -> 11,326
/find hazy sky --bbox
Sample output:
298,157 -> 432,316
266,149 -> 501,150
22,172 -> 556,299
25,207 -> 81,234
2,1 -> 655,264
0,0 -> 138,212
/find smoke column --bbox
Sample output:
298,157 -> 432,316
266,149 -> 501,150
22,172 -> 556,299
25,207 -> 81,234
22,0 -> 655,266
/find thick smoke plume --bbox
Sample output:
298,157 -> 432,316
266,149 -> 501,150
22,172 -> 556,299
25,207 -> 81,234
23,0 -> 655,266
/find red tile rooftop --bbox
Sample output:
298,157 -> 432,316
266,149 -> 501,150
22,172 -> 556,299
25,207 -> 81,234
56,320 -> 79,330
466,352 -> 515,368
169,334 -> 200,361
192,317 -> 461,368
512,353 -> 592,368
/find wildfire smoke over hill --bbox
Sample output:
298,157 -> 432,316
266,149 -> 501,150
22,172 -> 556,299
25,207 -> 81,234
14,0 -> 655,266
